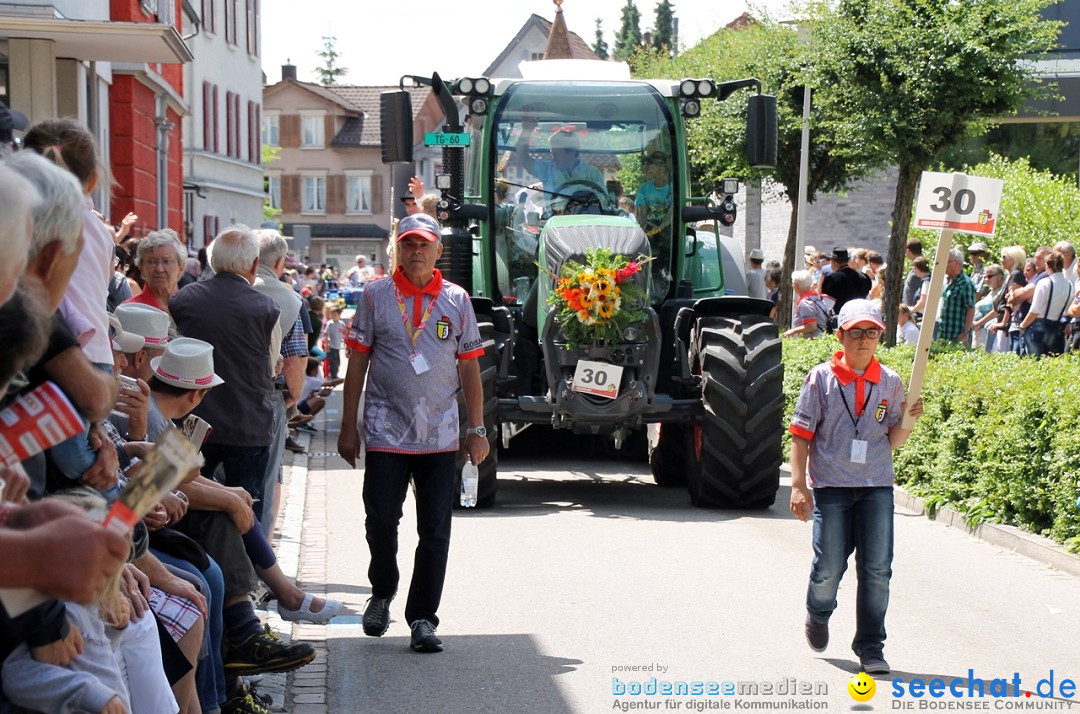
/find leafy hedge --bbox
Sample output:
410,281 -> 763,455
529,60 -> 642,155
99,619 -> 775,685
782,338 -> 1080,549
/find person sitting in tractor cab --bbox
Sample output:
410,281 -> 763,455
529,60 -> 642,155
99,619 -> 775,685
513,122 -> 605,213
634,150 -> 673,238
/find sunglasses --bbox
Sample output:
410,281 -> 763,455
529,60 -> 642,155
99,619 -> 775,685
843,328 -> 883,340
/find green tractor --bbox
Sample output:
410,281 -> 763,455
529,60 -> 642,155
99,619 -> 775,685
381,61 -> 783,509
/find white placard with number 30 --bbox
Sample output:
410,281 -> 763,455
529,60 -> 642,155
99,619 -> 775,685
571,360 -> 623,400
914,171 -> 1003,237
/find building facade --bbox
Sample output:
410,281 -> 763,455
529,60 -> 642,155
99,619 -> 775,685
0,0 -> 192,226
262,68 -> 432,270
182,0 -> 266,251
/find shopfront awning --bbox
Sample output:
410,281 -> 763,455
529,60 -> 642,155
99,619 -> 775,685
0,16 -> 193,63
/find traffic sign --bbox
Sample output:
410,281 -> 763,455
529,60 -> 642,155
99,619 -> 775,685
914,171 -> 1003,237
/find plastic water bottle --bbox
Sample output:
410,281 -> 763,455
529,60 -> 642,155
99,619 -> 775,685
460,460 -> 478,508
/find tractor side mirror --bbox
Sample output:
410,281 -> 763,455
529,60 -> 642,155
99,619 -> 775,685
380,90 -> 413,164
746,93 -> 777,169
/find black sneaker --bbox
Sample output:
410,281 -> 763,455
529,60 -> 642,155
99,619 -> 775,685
224,624 -> 316,676
221,685 -> 270,714
805,614 -> 828,652
859,649 -> 890,674
409,619 -> 443,653
362,596 -> 392,637
284,436 -> 306,454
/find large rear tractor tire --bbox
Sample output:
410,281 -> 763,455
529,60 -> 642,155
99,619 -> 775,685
687,314 -> 783,508
650,424 -> 692,488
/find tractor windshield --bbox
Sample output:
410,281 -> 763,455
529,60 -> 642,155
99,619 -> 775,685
490,81 -> 678,304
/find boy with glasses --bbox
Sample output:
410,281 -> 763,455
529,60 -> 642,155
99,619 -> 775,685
789,299 -> 923,674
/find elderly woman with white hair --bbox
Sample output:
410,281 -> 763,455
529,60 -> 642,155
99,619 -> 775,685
783,269 -> 829,339
126,229 -> 186,333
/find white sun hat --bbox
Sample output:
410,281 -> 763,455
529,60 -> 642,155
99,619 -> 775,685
150,337 -> 225,389
115,303 -> 170,348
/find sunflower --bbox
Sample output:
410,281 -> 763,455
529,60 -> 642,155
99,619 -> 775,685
596,300 -> 616,320
595,279 -> 612,295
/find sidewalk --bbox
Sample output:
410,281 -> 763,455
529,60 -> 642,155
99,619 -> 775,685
256,398 -> 336,712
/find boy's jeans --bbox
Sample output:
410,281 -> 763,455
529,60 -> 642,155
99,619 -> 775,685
806,486 -> 894,655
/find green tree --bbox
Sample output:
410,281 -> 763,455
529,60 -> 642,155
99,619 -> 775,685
592,18 -> 610,60
316,34 -> 348,86
263,143 -> 282,226
810,0 -> 1061,344
613,0 -> 643,62
652,0 -> 676,56
634,21 -> 878,326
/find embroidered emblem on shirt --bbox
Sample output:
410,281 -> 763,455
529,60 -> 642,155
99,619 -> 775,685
436,317 -> 451,340
875,400 -> 888,423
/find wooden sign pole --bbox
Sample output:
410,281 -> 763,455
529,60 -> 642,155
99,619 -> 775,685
902,225 -> 954,429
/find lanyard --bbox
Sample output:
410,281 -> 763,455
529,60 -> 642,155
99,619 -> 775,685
838,381 -> 873,438
395,289 -> 435,349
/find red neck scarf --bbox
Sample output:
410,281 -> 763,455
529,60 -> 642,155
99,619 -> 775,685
392,266 -> 443,297
830,351 -> 881,416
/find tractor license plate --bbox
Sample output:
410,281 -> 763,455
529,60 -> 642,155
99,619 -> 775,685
571,360 -> 623,400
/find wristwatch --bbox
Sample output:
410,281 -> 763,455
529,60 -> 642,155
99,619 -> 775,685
467,426 -> 487,437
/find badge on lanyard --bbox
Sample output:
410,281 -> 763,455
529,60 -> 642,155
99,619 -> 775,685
436,317 -> 451,340
850,439 -> 868,464
409,353 -> 431,375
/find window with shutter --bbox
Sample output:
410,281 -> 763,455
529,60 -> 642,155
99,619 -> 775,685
346,173 -> 372,214
225,0 -> 237,45
225,92 -> 235,157
246,0 -> 258,55
202,0 -> 216,33
212,85 -> 219,153
302,174 -> 326,214
233,94 -> 241,158
203,82 -> 212,150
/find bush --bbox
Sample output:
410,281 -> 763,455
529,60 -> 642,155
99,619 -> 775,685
782,337 -> 1080,544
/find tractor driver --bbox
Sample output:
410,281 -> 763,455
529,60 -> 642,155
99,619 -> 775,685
513,122 -> 605,210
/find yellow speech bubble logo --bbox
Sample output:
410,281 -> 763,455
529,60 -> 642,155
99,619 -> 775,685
848,671 -> 877,702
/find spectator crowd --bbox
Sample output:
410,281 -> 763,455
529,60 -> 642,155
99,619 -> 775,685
760,235 -> 1080,358
0,111 -> 363,714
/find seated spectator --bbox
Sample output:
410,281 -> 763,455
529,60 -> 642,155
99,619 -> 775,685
127,228 -> 186,331
295,356 -> 343,425
2,498 -> 135,714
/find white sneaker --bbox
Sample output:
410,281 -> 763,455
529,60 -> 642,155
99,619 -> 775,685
278,593 -> 342,624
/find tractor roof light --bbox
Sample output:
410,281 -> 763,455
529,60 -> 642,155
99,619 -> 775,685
453,77 -> 492,97
679,79 -> 697,97
697,79 -> 715,97
469,96 -> 489,116
681,98 -> 701,118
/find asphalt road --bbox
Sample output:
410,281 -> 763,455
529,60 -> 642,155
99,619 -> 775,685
318,427 -> 1080,713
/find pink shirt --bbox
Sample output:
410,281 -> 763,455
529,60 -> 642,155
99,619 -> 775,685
64,199 -> 114,364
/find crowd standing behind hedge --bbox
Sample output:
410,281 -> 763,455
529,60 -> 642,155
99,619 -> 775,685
759,236 -> 1080,551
